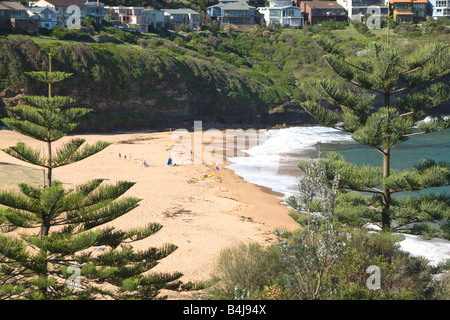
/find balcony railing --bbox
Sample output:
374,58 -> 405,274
223,12 -> 255,17
351,0 -> 385,6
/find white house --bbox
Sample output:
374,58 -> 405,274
258,0 -> 303,27
162,8 -> 200,30
207,0 -> 255,25
336,0 -> 389,20
427,0 -> 450,19
28,6 -> 58,29
143,8 -> 165,29
105,6 -> 147,31
32,0 -> 87,27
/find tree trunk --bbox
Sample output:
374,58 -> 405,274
47,54 -> 53,188
382,92 -> 391,231
47,139 -> 52,188
382,149 -> 391,230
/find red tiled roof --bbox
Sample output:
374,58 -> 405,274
301,1 -> 345,9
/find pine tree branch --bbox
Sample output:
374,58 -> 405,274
398,102 -> 446,118
402,126 -> 447,137
401,66 -> 422,75
348,80 -> 385,95
390,183 -> 450,194
341,187 -> 383,194
366,144 -> 386,155
366,204 -> 382,212
391,87 -> 409,95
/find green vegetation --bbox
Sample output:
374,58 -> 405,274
1,15 -> 450,300
207,160 -> 450,300
2,19 -> 450,129
299,34 -> 450,234
0,57 -> 182,299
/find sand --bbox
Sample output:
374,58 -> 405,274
0,129 -> 299,287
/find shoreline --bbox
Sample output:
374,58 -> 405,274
0,129 -> 299,286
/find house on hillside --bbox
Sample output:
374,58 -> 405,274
162,8 -> 200,30
28,6 -> 58,29
298,1 -> 347,24
0,1 -> 39,31
32,0 -> 87,27
143,8 -> 165,30
104,6 -> 147,32
427,0 -> 450,19
333,0 -> 389,20
207,0 -> 255,26
257,0 -> 303,27
85,1 -> 105,24
389,0 -> 428,22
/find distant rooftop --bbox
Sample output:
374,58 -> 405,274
208,0 -> 255,10
34,0 -> 85,7
162,8 -> 200,14
301,1 -> 345,9
389,0 -> 427,3
0,1 -> 27,10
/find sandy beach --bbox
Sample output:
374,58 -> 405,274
0,129 -> 299,292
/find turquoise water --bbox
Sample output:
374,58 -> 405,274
227,126 -> 449,199
310,129 -> 450,196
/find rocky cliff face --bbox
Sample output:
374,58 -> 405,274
0,36 -> 270,132
1,75 -> 268,132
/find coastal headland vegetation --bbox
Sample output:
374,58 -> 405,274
0,13 -> 449,301
1,17 -> 449,131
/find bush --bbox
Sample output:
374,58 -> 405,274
208,242 -> 281,299
50,27 -> 91,41
433,272 -> 450,299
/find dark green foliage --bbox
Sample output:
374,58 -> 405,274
0,58 -> 181,299
351,21 -> 377,39
299,35 -> 450,232
0,36 -> 48,88
207,164 -> 446,300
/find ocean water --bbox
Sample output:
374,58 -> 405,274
227,126 -> 450,200
225,125 -> 450,264
226,126 -> 354,199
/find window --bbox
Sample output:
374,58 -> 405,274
436,0 -> 447,7
395,3 -> 411,10
270,9 -> 280,16
398,15 -> 412,22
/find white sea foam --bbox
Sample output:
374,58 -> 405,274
226,126 -> 353,199
225,125 -> 450,265
399,234 -> 450,267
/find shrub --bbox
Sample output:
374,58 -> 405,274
208,242 -> 281,299
137,38 -> 149,47
433,272 -> 450,299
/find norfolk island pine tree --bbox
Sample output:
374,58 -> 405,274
0,54 -> 182,300
299,36 -> 450,234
